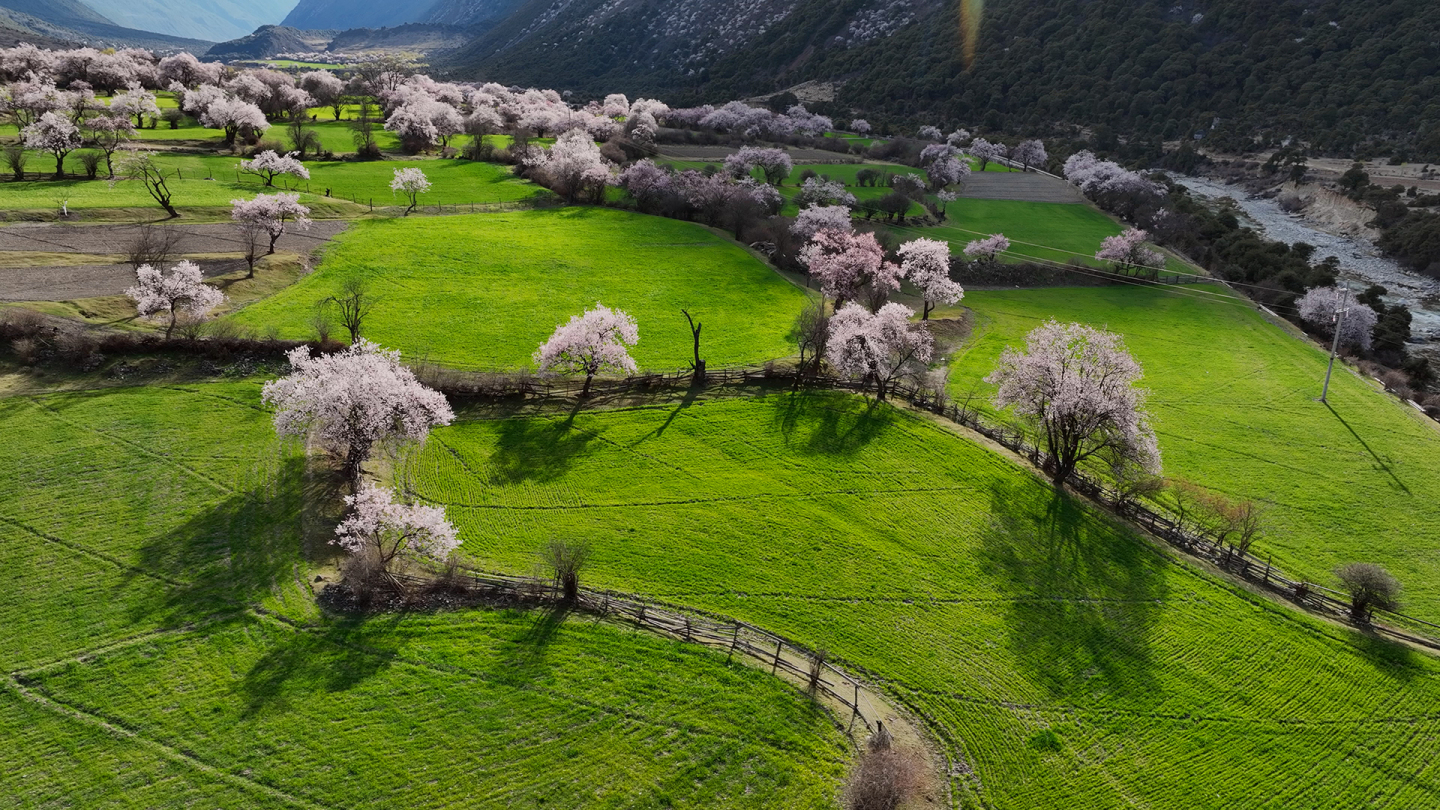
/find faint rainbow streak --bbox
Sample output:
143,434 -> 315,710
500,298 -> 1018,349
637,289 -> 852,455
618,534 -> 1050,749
960,0 -> 983,68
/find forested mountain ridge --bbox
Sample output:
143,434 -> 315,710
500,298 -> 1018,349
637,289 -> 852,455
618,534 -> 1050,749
442,0 -> 1440,158
281,0 -> 526,33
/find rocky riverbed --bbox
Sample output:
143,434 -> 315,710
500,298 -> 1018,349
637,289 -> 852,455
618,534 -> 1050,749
1172,175 -> 1440,342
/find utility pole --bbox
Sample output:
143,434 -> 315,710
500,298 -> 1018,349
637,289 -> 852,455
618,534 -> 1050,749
1319,288 -> 1350,404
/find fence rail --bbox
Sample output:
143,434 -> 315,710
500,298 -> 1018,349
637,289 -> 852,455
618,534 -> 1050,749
422,364 -> 1440,651
392,569 -> 883,734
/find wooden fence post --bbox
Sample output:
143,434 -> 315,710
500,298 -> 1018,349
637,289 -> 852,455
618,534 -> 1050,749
728,624 -> 739,662
771,640 -> 783,674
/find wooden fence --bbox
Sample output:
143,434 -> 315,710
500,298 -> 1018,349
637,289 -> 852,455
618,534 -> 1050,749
423,363 -> 1440,651
394,569 -> 882,734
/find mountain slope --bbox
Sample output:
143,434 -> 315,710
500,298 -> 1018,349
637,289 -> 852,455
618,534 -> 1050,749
281,0 -> 433,31
0,0 -> 214,47
80,0 -> 297,43
443,0 -> 1440,158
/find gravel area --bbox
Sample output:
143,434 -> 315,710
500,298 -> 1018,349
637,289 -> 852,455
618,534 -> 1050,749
0,221 -> 348,302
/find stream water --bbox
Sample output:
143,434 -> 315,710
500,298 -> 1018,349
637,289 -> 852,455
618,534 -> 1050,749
1171,175 -> 1440,342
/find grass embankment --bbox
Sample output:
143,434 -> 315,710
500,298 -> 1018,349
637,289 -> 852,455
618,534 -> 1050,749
0,382 -> 848,808
229,208 -> 813,371
946,285 -> 1440,620
0,153 -> 536,217
406,390 -> 1440,809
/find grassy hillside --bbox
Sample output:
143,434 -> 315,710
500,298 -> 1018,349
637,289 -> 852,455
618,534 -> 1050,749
406,390 -> 1440,809
0,382 -> 849,808
230,209 -> 814,371
945,285 -> 1440,621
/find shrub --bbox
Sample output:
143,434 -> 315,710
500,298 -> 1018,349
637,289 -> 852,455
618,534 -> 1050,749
1334,562 -> 1402,621
541,539 -> 591,601
844,728 -> 922,810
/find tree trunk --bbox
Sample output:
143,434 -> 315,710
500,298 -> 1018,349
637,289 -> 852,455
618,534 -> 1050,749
581,373 -> 594,398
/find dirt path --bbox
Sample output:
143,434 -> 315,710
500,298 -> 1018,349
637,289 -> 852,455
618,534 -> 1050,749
0,221 -> 349,302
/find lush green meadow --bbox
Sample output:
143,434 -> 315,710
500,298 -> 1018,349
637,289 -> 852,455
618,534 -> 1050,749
0,382 -> 849,808
889,198 -> 1124,265
946,285 -> 1440,619
0,153 -> 536,215
406,390 -> 1440,809
230,209 -> 813,370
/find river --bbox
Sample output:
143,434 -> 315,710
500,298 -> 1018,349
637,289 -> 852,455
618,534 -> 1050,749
1171,175 -> 1440,341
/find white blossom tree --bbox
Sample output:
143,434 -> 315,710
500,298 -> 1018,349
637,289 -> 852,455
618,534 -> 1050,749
1095,228 -> 1165,273
898,238 -> 964,319
262,339 -> 455,487
826,302 -> 934,400
299,70 -> 346,120
125,260 -> 227,338
110,87 -> 159,128
240,149 -> 310,187
527,129 -> 614,203
533,303 -> 639,397
198,96 -> 268,145
795,176 -> 857,209
22,111 -> 81,179
850,119 -> 871,136
1298,286 -> 1377,351
985,320 -> 1161,485
231,193 -> 311,254
963,233 -> 1011,264
1012,139 -> 1048,172
791,205 -> 853,240
86,114 -> 134,177
800,229 -> 901,311
390,167 -> 431,215
334,483 -> 459,577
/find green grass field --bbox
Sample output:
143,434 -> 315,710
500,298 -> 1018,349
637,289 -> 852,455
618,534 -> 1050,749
404,389 -> 1440,809
229,208 -> 813,371
0,153 -> 536,214
0,382 -> 849,808
945,285 -> 1440,620
888,198 -> 1124,265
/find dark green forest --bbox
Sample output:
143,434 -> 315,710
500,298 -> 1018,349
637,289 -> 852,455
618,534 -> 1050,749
449,0 -> 1440,159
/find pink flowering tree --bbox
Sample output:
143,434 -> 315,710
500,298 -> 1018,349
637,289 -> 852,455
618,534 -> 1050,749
963,233 -> 1011,265
791,205 -> 853,240
262,339 -> 455,488
231,193 -> 311,255
533,303 -> 639,397
110,87 -> 159,129
86,114 -> 135,177
125,260 -> 227,338
826,302 -> 934,400
1012,139 -> 1048,172
985,320 -> 1161,485
917,125 -> 943,141
850,119 -> 871,136
334,483 -> 459,577
528,129 -> 614,203
795,177 -> 856,209
390,167 -> 431,215
1298,286 -> 1376,351
299,70 -> 346,120
1095,228 -> 1166,274
724,146 -> 793,185
800,229 -> 900,310
926,155 -> 970,191
198,96 -> 268,145
898,238 -> 964,319
240,149 -> 310,187
22,111 -> 81,179
968,138 -> 1007,171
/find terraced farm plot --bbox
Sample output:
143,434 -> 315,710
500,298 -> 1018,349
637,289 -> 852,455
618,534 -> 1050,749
230,208 -> 813,370
888,198 -> 1125,266
406,391 -> 1440,809
945,285 -> 1440,621
0,382 -> 850,809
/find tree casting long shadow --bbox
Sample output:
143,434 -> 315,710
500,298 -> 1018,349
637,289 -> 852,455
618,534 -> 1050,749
976,480 -> 1168,702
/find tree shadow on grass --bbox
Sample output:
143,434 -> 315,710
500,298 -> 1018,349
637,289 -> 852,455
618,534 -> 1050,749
768,390 -> 894,458
975,480 -> 1167,702
1350,629 -> 1422,683
488,406 -> 597,485
122,454 -> 309,628
237,612 -> 404,718
496,603 -> 571,684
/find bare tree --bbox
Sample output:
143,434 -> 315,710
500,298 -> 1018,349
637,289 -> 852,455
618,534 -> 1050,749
325,278 -> 377,344
1335,563 -> 1401,622
113,149 -> 178,217
237,220 -> 266,278
794,299 -> 829,378
682,309 -> 705,384
351,100 -> 380,159
542,539 -> 591,602
844,722 -> 922,810
124,224 -> 183,272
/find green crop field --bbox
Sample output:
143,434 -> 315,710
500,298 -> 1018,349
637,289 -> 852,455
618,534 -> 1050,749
0,153 -> 536,214
404,390 -> 1440,809
945,285 -> 1440,621
0,382 -> 848,808
229,208 -> 813,370
889,198 -> 1124,265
